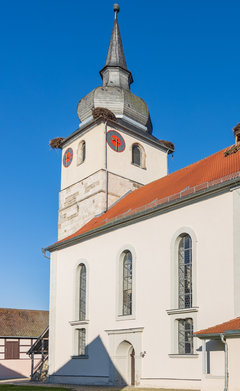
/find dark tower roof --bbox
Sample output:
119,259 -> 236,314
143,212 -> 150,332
100,4 -> 133,88
105,11 -> 128,70
77,4 -> 152,133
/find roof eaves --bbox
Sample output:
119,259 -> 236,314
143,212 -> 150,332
27,326 -> 49,355
195,330 -> 240,339
61,117 -> 172,153
194,332 -> 222,339
44,175 -> 240,253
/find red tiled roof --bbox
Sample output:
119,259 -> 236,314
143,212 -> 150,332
0,308 -> 49,337
59,145 -> 240,243
195,317 -> 240,336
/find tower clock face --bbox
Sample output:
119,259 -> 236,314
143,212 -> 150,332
107,130 -> 125,152
63,148 -> 73,167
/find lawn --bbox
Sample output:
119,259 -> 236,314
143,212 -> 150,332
0,385 -> 200,391
0,386 -> 70,391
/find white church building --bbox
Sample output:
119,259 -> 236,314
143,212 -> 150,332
44,4 -> 240,391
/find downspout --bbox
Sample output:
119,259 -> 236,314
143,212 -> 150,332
220,333 -> 228,391
104,121 -> 108,212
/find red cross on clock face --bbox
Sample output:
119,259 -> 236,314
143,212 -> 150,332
107,130 -> 125,152
63,148 -> 73,167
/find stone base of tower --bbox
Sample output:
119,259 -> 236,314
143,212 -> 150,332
58,169 -> 142,240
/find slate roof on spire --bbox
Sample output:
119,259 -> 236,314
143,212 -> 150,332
105,16 -> 128,71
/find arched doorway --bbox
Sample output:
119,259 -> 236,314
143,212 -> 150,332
115,340 -> 135,386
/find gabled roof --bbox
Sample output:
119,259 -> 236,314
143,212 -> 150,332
195,317 -> 240,338
0,308 -> 49,337
56,145 -> 240,245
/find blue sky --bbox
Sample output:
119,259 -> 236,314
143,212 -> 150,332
1,0 -> 240,310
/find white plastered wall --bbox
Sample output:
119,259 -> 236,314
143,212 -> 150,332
49,190 -> 235,389
58,122 -> 168,239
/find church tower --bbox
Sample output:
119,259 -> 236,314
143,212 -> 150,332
52,4 -> 174,240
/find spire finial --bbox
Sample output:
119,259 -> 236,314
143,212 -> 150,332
113,3 -> 120,19
99,3 -> 133,89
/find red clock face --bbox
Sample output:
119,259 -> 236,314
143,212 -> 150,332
107,130 -> 125,152
63,148 -> 73,167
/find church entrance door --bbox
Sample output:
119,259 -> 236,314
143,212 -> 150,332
130,347 -> 135,386
115,340 -> 135,386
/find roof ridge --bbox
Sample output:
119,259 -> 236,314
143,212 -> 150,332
110,144 -> 235,199
53,143 -> 240,246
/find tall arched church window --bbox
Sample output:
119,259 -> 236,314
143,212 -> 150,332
79,264 -> 86,320
77,140 -> 86,165
178,234 -> 192,309
122,251 -> 132,315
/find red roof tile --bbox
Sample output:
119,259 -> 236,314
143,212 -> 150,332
59,145 -> 240,243
195,317 -> 240,336
0,308 -> 49,337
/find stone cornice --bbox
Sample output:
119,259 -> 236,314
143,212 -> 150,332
61,117 -> 171,152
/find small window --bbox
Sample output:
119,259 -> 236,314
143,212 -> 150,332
122,251 -> 132,315
77,328 -> 86,356
79,264 -> 86,321
132,144 -> 141,166
178,318 -> 193,354
132,143 -> 146,169
178,234 -> 192,309
5,340 -> 19,359
77,140 -> 86,165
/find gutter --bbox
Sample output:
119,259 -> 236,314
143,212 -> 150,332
195,330 -> 240,339
44,175 -> 240,253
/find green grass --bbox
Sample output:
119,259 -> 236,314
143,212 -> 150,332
0,386 -> 200,391
0,386 -> 70,391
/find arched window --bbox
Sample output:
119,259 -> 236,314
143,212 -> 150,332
178,234 -> 192,309
132,143 -> 146,168
77,140 -> 86,165
122,251 -> 132,315
132,144 -> 141,167
79,264 -> 86,320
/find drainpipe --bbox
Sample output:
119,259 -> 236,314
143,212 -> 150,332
104,121 -> 108,212
220,333 -> 228,391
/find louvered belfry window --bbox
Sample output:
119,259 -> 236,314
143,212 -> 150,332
132,144 -> 141,167
178,234 -> 192,309
122,251 -> 132,315
79,264 -> 86,320
82,141 -> 86,162
178,318 -> 193,354
77,140 -> 86,165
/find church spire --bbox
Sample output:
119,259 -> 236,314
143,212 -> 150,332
100,4 -> 133,90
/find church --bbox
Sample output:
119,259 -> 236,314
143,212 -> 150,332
44,4 -> 240,391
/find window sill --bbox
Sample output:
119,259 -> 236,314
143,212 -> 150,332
131,162 -> 146,170
69,320 -> 89,326
169,354 -> 199,359
71,355 -> 89,359
116,314 -> 136,321
204,374 -> 224,379
166,307 -> 199,315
